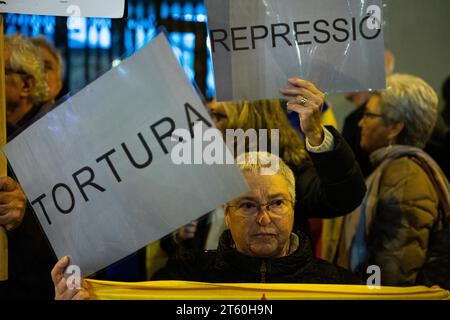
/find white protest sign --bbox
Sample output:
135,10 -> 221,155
0,0 -> 125,18
3,32 -> 248,277
206,0 -> 386,101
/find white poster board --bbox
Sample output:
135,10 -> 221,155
3,32 -> 248,277
206,0 -> 386,101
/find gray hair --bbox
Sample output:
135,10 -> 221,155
236,152 -> 296,203
5,34 -> 49,105
379,74 -> 439,148
31,36 -> 65,79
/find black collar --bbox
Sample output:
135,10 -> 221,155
214,230 -> 315,275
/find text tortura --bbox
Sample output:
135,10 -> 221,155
30,103 -> 212,225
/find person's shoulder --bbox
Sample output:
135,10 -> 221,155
381,156 -> 437,195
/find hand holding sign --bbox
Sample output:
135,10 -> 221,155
280,79 -> 326,146
52,256 -> 90,300
0,176 -> 27,231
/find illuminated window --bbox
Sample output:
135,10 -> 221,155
3,1 -> 215,97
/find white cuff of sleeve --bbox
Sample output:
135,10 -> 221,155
305,126 -> 335,153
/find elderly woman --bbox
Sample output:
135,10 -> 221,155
172,80 -> 367,255
1,34 -> 55,300
338,74 -> 450,287
4,34 -> 49,137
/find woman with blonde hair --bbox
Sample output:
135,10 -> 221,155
221,99 -> 308,167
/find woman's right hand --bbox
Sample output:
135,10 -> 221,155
51,256 -> 90,300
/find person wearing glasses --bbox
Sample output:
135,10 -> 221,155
51,151 -> 360,299
170,81 -> 367,256
4,35 -> 49,138
150,152 -> 361,284
337,74 -> 450,287
1,34 -> 56,300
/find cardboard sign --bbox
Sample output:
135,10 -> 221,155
206,0 -> 386,101
0,0 -> 125,18
3,32 -> 248,277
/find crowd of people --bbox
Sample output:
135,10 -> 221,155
0,33 -> 449,300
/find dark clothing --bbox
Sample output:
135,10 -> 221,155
162,127 -> 366,255
0,205 -> 56,300
424,115 -> 450,180
292,126 -> 367,234
6,105 -> 43,139
153,230 -> 361,284
1,107 -> 57,300
342,105 -> 374,177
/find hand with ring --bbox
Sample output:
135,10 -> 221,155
280,78 -> 326,146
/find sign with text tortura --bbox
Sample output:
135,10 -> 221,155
0,0 -> 125,18
3,32 -> 248,277
206,0 -> 386,101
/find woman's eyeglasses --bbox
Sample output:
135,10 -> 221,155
362,111 -> 384,119
228,198 -> 293,218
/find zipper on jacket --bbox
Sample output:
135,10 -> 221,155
260,261 -> 267,283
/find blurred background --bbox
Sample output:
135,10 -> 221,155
3,0 -> 450,129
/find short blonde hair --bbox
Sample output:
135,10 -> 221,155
236,152 -> 296,203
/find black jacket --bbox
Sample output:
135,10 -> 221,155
154,230 -> 362,285
161,126 -> 366,255
292,126 -> 366,234
342,106 -> 374,178
0,111 -> 57,300
0,205 -> 56,300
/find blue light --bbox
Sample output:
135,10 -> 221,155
171,2 -> 182,20
136,25 -> 146,50
88,24 -> 98,49
195,3 -> 207,22
183,50 -> 194,65
99,25 -> 111,49
170,32 -> 182,46
147,28 -> 157,43
135,2 -> 145,19
206,35 -> 216,98
147,3 -> 157,22
183,3 -> 195,22
160,0 -> 170,20
183,33 -> 196,50
67,17 -> 87,48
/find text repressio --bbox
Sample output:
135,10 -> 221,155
210,16 -> 381,52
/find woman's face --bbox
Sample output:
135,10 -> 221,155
208,100 -> 229,135
358,95 -> 392,154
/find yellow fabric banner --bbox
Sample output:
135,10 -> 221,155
86,280 -> 450,300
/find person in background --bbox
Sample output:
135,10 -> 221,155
424,76 -> 450,179
0,34 -> 56,300
441,76 -> 450,127
337,74 -> 450,286
4,34 -> 49,137
342,49 -> 396,178
30,37 -> 64,105
319,50 -> 397,263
